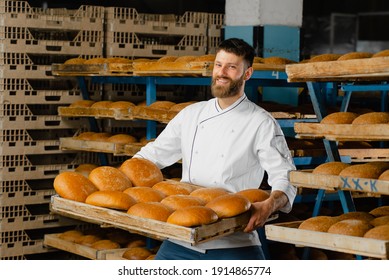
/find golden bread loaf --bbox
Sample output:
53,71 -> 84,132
90,100 -> 114,109
126,239 -> 147,248
338,141 -> 372,149
205,193 -> 251,218
236,189 -> 270,203
309,54 -> 342,62
327,219 -> 373,237
64,57 -> 87,65
337,211 -> 375,222
351,112 -> 389,124
76,234 -> 102,246
89,132 -> 112,141
122,247 -> 153,260
369,206 -> 389,217
90,239 -> 121,250
105,229 -> 134,246
298,216 -> 340,232
363,225 -> 389,240
189,187 -> 229,203
106,57 -> 132,64
108,101 -> 135,109
84,57 -> 107,64
88,166 -> 132,191
372,49 -> 389,58
69,100 -> 95,107
338,163 -> 384,179
312,162 -> 350,175
107,134 -> 137,144
85,190 -> 136,210
127,202 -> 174,222
320,112 -> 359,124
166,205 -> 218,227
151,181 -> 192,196
262,56 -> 296,65
370,215 -> 389,227
157,56 -> 178,63
378,170 -> 389,181
253,57 -> 264,63
74,163 -> 99,178
168,101 -> 196,112
53,171 -> 98,202
58,230 -> 84,242
123,186 -> 166,203
337,52 -> 373,60
174,55 -> 197,63
193,54 -> 215,62
119,158 -> 163,187
148,100 -> 176,110
161,194 -> 205,210
75,131 -> 96,140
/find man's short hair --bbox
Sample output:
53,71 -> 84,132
216,38 -> 255,67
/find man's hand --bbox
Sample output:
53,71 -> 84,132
243,190 -> 288,232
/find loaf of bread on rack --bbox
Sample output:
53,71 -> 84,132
122,247 -> 153,260
327,219 -> 373,237
298,216 -> 340,232
148,100 -> 176,110
363,225 -> 389,240
372,49 -> 389,58
338,163 -> 385,179
64,57 -> 87,65
119,158 -> 163,187
107,134 -> 137,144
369,205 -> 389,217
320,112 -> 359,124
69,100 -> 96,108
312,162 -> 350,175
351,112 -> 389,124
337,211 -> 375,222
337,52 -> 373,60
309,54 -> 342,62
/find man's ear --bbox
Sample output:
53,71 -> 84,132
244,67 -> 254,80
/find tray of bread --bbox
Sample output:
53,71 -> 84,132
44,228 -> 156,260
50,158 -> 276,245
295,111 -> 389,141
286,50 -> 389,82
52,57 -> 136,76
265,209 -> 389,259
290,161 -> 389,196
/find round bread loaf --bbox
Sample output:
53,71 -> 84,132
262,56 -> 296,65
107,134 -> 137,144
54,171 -> 98,202
320,112 -> 359,124
372,49 -> 389,58
69,100 -> 95,107
64,57 -> 87,65
309,53 -> 342,62
365,161 -> 389,172
84,57 -> 107,64
148,101 -> 176,110
58,230 -> 84,242
161,195 -> 205,210
108,101 -> 135,109
85,190 -> 136,210
351,112 -> 389,124
89,132 -> 112,141
167,206 -> 218,227
337,211 -> 375,222
119,158 -> 163,187
152,181 -> 192,196
189,187 -> 229,204
88,166 -> 132,192
205,194 -> 251,218
363,225 -> 389,240
157,56 -> 178,63
90,239 -> 121,250
378,169 -> 389,181
298,216 -> 339,232
370,215 -> 389,227
75,131 -> 96,140
369,206 -> 389,217
312,162 -> 350,175
127,202 -> 174,222
126,239 -> 146,248
327,219 -> 373,237
74,163 -> 99,177
76,234 -> 102,246
90,100 -> 114,109
106,57 -> 132,64
168,101 -> 196,112
145,254 -> 156,260
105,229 -> 134,246
339,163 -> 384,179
236,189 -> 270,203
123,186 -> 166,203
337,52 -> 373,60
122,247 -> 153,260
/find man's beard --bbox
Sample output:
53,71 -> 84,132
211,73 -> 245,98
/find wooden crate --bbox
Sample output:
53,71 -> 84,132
290,170 -> 389,195
294,122 -> 389,141
286,57 -> 389,82
43,233 -> 128,260
265,221 -> 389,259
50,196 -> 252,245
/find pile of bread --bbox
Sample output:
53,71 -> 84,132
54,158 -> 270,228
304,49 -> 389,63
298,207 -> 389,240
57,227 -> 156,260
320,111 -> 389,125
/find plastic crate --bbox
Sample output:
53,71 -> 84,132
105,7 -> 207,36
0,115 -> 89,130
105,32 -> 207,58
0,77 -> 102,104
0,1 -> 104,30
207,36 -> 222,55
207,13 -> 224,37
0,26 -> 103,55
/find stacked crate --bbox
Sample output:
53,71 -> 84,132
0,0 -> 105,259
207,13 -> 225,54
104,7 -> 210,58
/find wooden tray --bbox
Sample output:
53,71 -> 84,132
286,56 -> 389,82
130,106 -> 178,123
339,148 -> 389,162
50,196 -> 256,245
290,170 -> 389,195
294,122 -> 389,141
58,107 -> 133,120
59,137 -> 126,155
265,221 -> 389,259
43,233 -> 128,260
51,63 -> 134,76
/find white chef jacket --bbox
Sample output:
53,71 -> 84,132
135,93 -> 297,252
